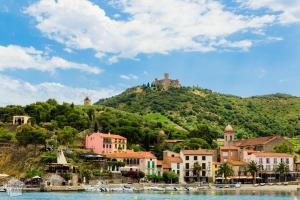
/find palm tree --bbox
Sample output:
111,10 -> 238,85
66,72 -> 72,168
193,162 -> 202,182
276,162 -> 289,182
247,161 -> 259,184
218,162 -> 234,184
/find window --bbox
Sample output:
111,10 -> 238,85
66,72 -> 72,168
223,152 -> 228,157
281,158 -> 284,163
286,158 -> 289,164
202,156 -> 206,161
194,156 -> 197,160
259,158 -> 263,164
202,171 -> 206,177
186,156 -> 189,161
202,163 -> 206,169
185,171 -> 189,177
177,170 -> 180,175
148,161 -> 150,168
152,161 -> 155,168
266,158 -> 270,164
185,163 -> 189,169
274,158 -> 277,164
177,163 -> 180,169
266,165 -> 271,171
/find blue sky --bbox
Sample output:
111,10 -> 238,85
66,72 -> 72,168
0,0 -> 300,106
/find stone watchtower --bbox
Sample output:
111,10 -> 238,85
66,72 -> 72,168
84,97 -> 92,106
224,125 -> 234,146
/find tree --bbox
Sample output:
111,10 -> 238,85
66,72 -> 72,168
0,128 -> 14,141
247,161 -> 259,184
193,162 -> 202,182
57,126 -> 78,146
275,162 -> 289,182
16,125 -> 48,154
218,162 -> 234,184
273,143 -> 294,154
163,171 -> 178,184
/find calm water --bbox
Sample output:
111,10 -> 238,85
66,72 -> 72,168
0,191 -> 299,200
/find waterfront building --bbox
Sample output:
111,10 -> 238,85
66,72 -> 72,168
104,150 -> 157,176
180,149 -> 214,183
162,150 -> 184,183
85,132 -> 127,154
243,151 -> 294,172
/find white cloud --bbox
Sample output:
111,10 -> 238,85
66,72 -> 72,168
120,74 -> 138,80
0,74 -> 121,106
240,0 -> 300,24
0,45 -> 102,74
25,0 -> 278,62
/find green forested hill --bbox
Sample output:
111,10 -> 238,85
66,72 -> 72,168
95,86 -> 300,138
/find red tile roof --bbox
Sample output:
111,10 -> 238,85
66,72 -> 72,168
227,160 -> 247,166
90,132 -> 126,139
166,156 -> 183,163
220,146 -> 239,150
181,149 -> 214,155
104,150 -> 156,159
234,136 -> 279,147
252,152 -> 292,158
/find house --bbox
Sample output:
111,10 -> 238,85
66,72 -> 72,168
220,146 -> 240,163
235,136 -> 293,152
104,150 -> 157,176
85,132 -> 127,154
243,151 -> 294,172
180,149 -> 214,183
162,151 -> 184,183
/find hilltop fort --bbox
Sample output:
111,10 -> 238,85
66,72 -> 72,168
152,73 -> 181,89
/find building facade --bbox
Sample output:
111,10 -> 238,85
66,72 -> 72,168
85,133 -> 127,154
12,116 -> 31,125
104,150 -> 157,176
180,150 -> 214,183
243,151 -> 294,172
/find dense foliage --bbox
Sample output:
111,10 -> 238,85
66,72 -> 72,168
96,85 -> 300,138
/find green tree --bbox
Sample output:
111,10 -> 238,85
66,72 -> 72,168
25,168 -> 44,178
218,162 -> 234,183
275,162 -> 289,182
163,171 -> 178,184
247,161 -> 259,184
57,126 -> 78,146
273,143 -> 294,154
0,128 -> 14,141
16,125 -> 48,154
193,162 -> 202,182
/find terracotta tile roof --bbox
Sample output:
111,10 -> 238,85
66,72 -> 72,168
181,149 -> 214,155
220,146 -> 239,150
234,136 -> 279,147
166,156 -> 183,163
227,160 -> 247,166
157,160 -> 163,165
252,152 -> 292,158
90,132 -> 126,139
104,150 -> 156,159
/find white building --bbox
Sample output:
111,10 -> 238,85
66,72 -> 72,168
243,151 -> 294,172
12,116 -> 30,125
180,150 -> 214,183
162,151 -> 184,183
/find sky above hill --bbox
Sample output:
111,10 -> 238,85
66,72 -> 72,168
0,0 -> 300,106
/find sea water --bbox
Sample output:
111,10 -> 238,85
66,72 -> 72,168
0,191 -> 298,200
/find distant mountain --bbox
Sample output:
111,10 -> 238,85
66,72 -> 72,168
95,86 -> 300,138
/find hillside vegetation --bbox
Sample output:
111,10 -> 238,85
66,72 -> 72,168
96,85 -> 300,138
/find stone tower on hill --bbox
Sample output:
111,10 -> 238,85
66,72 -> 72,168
84,97 -> 92,106
152,73 -> 181,89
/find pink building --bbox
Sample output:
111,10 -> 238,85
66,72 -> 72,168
85,132 -> 127,154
